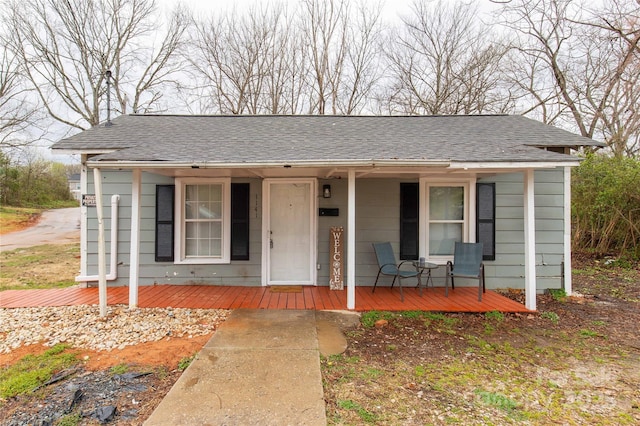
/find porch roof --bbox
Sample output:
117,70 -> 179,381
52,114 -> 603,167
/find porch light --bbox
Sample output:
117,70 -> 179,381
323,184 -> 331,198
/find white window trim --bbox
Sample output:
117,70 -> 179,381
419,178 -> 476,264
174,177 -> 231,264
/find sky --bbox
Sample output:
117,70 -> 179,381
161,0 -> 501,22
42,0 -> 502,164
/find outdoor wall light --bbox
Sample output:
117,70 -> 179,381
323,184 -> 331,198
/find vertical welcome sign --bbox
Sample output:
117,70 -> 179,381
329,226 -> 344,290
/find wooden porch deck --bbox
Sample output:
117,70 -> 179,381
0,285 -> 531,312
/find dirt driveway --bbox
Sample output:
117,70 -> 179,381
0,207 -> 80,252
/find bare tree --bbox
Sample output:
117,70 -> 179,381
1,0 -> 189,130
0,46 -> 41,149
188,4 -> 308,115
186,0 -> 382,115
300,0 -> 349,114
299,0 -> 384,115
382,0 -> 512,115
335,0 -> 384,114
499,0 -> 640,157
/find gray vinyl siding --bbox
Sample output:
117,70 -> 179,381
482,169 -> 566,291
84,171 -> 263,286
85,168 -> 567,291
354,179 -> 407,287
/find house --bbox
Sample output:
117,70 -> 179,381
51,114 -> 603,311
67,173 -> 81,202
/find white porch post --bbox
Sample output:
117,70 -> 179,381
128,169 -> 142,309
524,169 -> 537,311
347,169 -> 356,310
93,167 -> 108,317
80,157 -> 88,280
563,167 -> 572,296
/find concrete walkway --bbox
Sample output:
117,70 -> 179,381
144,309 -> 359,426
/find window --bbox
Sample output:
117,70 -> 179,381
175,178 -> 231,264
421,180 -> 473,260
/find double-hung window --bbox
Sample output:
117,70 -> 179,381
175,178 -> 231,264
421,179 -> 473,260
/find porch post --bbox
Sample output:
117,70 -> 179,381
93,167 -> 108,317
523,169 -> 537,311
128,169 -> 142,309
347,168 -> 356,310
563,167 -> 572,296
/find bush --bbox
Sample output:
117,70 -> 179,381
572,153 -> 640,259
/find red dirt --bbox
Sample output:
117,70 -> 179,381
0,334 -> 212,371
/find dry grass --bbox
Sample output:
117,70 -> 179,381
0,206 -> 40,235
0,243 -> 80,290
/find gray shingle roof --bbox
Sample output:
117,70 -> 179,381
51,114 -> 603,164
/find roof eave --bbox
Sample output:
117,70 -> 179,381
84,158 -> 580,170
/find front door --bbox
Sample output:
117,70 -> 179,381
263,179 -> 316,285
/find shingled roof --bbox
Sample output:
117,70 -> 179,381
51,114 -> 603,165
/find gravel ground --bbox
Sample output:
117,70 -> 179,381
0,305 -> 229,353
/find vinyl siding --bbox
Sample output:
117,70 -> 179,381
84,168 -> 567,291
84,171 -> 263,286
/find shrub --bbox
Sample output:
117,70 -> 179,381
572,153 -> 640,259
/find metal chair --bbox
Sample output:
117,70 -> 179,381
372,242 -> 421,302
445,242 -> 485,301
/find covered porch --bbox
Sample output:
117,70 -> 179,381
0,285 -> 531,312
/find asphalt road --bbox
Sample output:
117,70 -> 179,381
0,207 -> 80,252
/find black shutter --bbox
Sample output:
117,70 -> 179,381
231,183 -> 250,260
400,183 -> 419,260
155,185 -> 175,262
476,182 -> 496,261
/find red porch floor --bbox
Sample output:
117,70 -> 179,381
0,285 -> 531,312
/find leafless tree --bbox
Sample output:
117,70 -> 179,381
499,0 -> 640,157
0,46 -> 42,149
186,0 -> 383,115
300,0 -> 349,114
382,0 -> 512,115
1,0 -> 189,130
335,0 -> 384,114
188,4 -> 309,115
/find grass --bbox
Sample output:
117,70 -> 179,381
0,344 -> 79,399
337,399 -> 378,423
323,309 -> 639,425
0,243 -> 80,290
110,363 -> 129,375
178,355 -> 196,371
0,206 -> 40,234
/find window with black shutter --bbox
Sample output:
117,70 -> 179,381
399,183 -> 419,260
231,183 -> 250,260
476,182 -> 496,261
155,185 -> 175,262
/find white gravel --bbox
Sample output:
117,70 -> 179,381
0,305 -> 229,353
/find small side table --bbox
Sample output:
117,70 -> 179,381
412,261 -> 438,296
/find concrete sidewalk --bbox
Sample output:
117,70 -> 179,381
144,309 -> 359,426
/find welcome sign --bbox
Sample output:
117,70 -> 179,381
329,227 -> 344,290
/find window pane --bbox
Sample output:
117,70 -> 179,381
430,187 -> 464,220
185,221 -> 222,257
186,184 -> 222,219
429,223 -> 462,255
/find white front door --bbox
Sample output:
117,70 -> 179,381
263,179 -> 316,285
